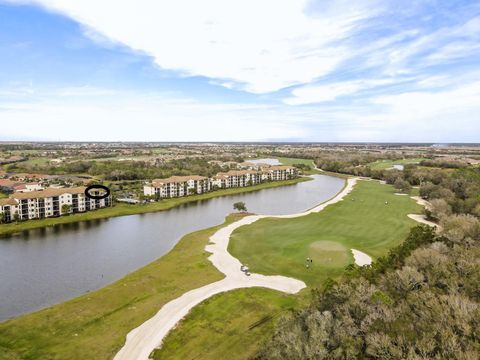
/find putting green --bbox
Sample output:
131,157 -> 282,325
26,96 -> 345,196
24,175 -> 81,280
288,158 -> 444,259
308,240 -> 351,268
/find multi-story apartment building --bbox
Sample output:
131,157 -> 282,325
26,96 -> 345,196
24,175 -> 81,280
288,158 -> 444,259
212,170 -> 262,189
263,165 -> 299,181
0,187 -> 110,222
144,175 -> 211,198
144,166 -> 298,197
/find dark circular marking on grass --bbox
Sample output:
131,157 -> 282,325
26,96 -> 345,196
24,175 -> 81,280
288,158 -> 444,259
85,185 -> 110,200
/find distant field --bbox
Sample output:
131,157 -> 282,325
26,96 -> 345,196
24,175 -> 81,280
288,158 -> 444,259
276,157 -> 314,166
229,180 -> 422,286
368,158 -> 429,170
152,288 -> 304,360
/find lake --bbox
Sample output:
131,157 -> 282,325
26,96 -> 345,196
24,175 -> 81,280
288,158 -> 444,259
0,174 -> 344,320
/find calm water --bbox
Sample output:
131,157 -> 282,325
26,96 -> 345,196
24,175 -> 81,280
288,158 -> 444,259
0,174 -> 344,320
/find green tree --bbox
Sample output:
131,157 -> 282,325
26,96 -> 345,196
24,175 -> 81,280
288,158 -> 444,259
61,204 -> 72,215
394,178 -> 412,193
233,201 -> 247,212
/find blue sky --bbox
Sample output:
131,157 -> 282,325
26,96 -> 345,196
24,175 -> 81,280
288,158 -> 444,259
1,0 -> 479,142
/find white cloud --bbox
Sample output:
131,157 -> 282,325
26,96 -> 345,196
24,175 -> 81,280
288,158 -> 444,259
284,78 -> 398,105
0,89 -> 308,141
11,0 -> 383,93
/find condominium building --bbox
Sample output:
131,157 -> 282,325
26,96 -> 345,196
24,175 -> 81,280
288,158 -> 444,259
0,187 -> 110,222
144,175 -> 211,198
144,166 -> 298,197
212,170 -> 262,189
263,165 -> 299,181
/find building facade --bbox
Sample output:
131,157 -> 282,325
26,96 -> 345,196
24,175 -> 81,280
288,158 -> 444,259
144,175 -> 211,198
144,166 -> 298,197
0,187 -> 110,222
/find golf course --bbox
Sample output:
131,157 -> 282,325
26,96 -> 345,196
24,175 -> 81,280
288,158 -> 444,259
229,180 -> 422,285
149,179 -> 424,359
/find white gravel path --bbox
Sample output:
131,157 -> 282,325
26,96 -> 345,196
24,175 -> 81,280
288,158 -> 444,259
115,177 -> 358,360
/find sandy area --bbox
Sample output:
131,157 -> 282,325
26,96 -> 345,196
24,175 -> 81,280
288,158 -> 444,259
351,249 -> 372,266
409,196 -> 442,231
115,178 -> 357,360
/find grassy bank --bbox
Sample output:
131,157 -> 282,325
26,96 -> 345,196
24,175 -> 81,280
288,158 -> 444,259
229,180 -> 422,286
152,288 -> 305,360
0,177 -> 310,237
0,214 -> 251,360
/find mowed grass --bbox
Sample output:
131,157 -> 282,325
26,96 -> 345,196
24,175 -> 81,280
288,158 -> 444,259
152,288 -> 305,360
0,177 -> 309,237
0,215 -> 250,360
229,180 -> 422,286
368,158 -> 429,170
276,157 -> 314,166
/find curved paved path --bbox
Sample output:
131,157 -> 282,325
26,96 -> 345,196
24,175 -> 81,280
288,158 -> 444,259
115,177 -> 357,360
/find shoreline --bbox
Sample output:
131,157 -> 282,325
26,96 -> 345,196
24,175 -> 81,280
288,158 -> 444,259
0,177 -> 311,238
115,177 -> 357,359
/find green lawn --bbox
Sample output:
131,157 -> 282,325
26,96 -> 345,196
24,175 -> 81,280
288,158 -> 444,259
152,288 -> 305,360
0,177 -> 310,237
0,214 -> 250,360
368,158 -> 429,170
276,157 -> 314,166
229,180 -> 422,286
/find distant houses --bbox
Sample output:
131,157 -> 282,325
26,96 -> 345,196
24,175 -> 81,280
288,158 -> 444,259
0,187 -> 111,223
144,165 -> 298,199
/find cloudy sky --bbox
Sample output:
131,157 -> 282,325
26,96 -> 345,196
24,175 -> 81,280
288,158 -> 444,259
1,0 -> 479,142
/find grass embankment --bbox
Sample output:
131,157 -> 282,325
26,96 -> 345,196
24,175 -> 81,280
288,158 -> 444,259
152,288 -> 305,360
0,214 -> 251,360
229,180 -> 422,286
0,177 -> 310,237
368,158 -> 429,170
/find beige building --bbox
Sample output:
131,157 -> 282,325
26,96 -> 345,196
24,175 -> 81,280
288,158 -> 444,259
144,175 -> 211,198
144,166 -> 298,197
263,165 -> 298,181
212,170 -> 262,189
0,187 -> 110,222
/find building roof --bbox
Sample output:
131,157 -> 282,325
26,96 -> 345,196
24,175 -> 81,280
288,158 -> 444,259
151,175 -> 208,186
265,165 -> 296,171
0,198 -> 18,206
214,170 -> 260,179
0,179 -> 18,187
10,187 -> 86,200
